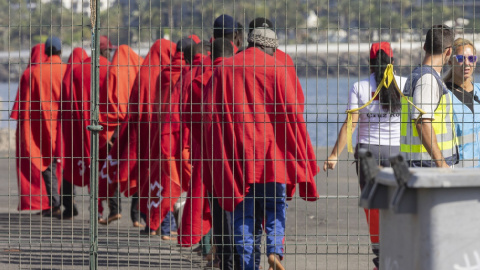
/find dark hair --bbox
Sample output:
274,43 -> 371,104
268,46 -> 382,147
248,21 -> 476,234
211,38 -> 234,60
236,22 -> 244,36
183,45 -> 194,65
45,47 -> 61,57
219,32 -> 234,42
185,41 -> 211,64
370,50 -> 401,113
424,24 -> 454,55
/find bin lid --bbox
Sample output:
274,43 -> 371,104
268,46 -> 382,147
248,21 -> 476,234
376,168 -> 480,188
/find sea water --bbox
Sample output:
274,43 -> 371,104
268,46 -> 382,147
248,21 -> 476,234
2,75 -> 478,147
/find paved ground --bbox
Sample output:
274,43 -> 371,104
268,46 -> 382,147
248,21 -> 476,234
0,148 -> 375,269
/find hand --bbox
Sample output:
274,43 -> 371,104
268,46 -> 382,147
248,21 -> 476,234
323,155 -> 338,171
439,162 -> 450,168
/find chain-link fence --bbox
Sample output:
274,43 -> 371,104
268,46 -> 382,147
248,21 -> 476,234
1,0 -> 479,269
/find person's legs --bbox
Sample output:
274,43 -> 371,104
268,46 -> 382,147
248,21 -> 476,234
253,200 -> 264,269
130,192 -> 142,226
61,178 -> 78,218
261,183 -> 286,270
99,184 -> 122,225
233,186 -> 256,270
201,229 -> 213,258
355,144 -> 399,269
211,196 -> 239,270
160,211 -> 177,235
42,161 -> 61,216
109,188 -> 122,216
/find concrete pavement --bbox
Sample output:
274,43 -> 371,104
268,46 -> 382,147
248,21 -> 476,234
0,148 -> 375,269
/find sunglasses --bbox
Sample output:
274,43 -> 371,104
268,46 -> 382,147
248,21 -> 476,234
453,55 -> 477,63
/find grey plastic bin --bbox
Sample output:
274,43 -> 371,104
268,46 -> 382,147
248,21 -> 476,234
362,163 -> 480,270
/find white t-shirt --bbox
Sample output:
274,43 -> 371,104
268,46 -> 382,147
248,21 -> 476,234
411,73 -> 441,120
347,73 -> 406,146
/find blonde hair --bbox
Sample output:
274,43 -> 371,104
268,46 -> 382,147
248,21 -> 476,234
443,38 -> 477,82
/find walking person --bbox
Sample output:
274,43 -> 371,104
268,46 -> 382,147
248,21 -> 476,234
205,27 -> 319,270
98,44 -> 143,226
324,42 -> 406,269
57,47 -> 88,219
443,38 -> 480,168
11,43 -> 49,213
12,37 -> 66,216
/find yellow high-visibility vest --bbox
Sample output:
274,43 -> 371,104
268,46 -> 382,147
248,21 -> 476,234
400,68 -> 457,164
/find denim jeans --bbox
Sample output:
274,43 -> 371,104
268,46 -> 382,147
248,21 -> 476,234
232,183 -> 286,270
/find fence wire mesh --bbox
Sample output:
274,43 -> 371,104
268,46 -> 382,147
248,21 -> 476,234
1,0 -> 478,269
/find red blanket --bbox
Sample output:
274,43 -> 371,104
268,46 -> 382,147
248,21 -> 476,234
105,39 -> 176,198
138,50 -> 192,231
178,56 -> 227,246
204,47 -> 319,212
13,54 -> 66,210
56,48 -> 88,170
98,45 -> 143,150
61,56 -> 110,187
11,44 -> 48,120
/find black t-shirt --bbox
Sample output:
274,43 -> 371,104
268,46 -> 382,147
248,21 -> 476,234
445,81 -> 476,113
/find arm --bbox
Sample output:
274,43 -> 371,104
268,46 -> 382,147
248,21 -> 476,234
323,112 -> 359,171
415,118 -> 450,168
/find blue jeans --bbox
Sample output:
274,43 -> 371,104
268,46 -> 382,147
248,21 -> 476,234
232,183 -> 286,270
160,211 -> 177,235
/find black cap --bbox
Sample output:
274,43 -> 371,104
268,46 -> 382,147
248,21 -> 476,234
248,18 -> 274,33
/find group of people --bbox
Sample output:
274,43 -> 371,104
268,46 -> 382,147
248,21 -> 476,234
14,15 -> 476,269
325,25 -> 479,270
12,15 -> 320,270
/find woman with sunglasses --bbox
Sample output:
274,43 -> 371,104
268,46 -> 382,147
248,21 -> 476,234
323,42 -> 406,270
444,38 -> 480,167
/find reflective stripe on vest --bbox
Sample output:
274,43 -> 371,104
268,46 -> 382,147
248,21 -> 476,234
400,93 -> 457,161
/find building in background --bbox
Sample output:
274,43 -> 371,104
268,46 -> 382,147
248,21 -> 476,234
40,0 -> 112,16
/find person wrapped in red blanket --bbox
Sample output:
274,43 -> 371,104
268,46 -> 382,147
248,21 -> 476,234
56,47 -> 88,218
61,36 -> 113,220
11,43 -> 51,213
177,41 -> 216,248
104,39 -> 176,228
139,36 -> 200,238
12,37 -> 66,217
204,28 -> 319,270
98,44 -> 143,226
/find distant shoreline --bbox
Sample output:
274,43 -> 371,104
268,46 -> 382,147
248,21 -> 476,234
0,51 -> 422,82
0,40 -> 433,82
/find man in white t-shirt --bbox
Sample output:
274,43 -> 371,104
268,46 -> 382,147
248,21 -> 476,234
401,25 -> 457,168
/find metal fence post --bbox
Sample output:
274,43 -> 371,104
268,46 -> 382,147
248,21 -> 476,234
88,0 -> 101,269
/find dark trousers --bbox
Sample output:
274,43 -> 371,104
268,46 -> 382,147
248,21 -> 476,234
61,178 -> 77,214
210,195 -> 240,270
108,189 -> 122,216
42,161 -> 60,208
131,192 -> 140,223
106,190 -> 141,223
